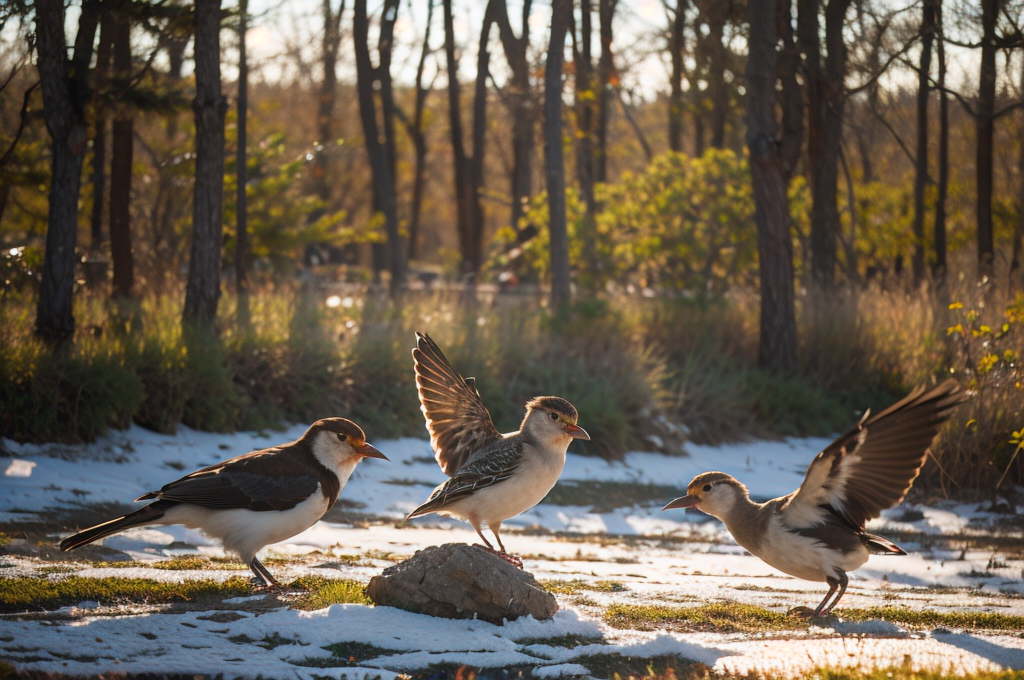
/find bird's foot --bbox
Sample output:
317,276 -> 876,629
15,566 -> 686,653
473,544 -> 524,569
249,576 -> 284,593
786,606 -> 817,619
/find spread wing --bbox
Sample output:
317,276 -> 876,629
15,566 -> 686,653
137,449 -> 321,512
782,380 -> 964,530
406,437 -> 524,517
413,332 -> 502,476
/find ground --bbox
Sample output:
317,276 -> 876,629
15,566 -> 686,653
1,425 -> 1022,679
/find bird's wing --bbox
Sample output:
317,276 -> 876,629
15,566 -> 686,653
140,449 -> 322,512
782,380 -> 964,530
413,332 -> 502,476
407,437 -> 524,516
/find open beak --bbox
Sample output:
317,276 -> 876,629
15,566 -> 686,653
662,494 -> 699,511
355,442 -> 389,460
566,424 -> 591,441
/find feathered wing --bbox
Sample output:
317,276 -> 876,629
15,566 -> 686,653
406,438 -> 524,517
413,332 -> 502,476
782,380 -> 965,530
136,449 -> 322,512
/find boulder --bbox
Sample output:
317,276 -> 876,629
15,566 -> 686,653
366,543 -> 557,624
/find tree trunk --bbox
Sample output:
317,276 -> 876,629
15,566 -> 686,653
89,9 -> 114,253
314,0 -> 345,206
594,0 -> 616,184
976,0 -> 998,280
668,0 -> 686,152
34,0 -> 100,342
183,0 -> 228,330
574,0 -> 599,289
799,0 -> 850,294
933,0 -> 947,286
468,1 -> 494,274
912,0 -> 935,288
405,0 -> 434,260
1013,44 -> 1024,291
354,0 -> 406,291
747,0 -> 797,373
109,0 -> 134,301
545,0 -> 572,313
776,0 -> 803,179
236,0 -> 250,326
495,0 -> 534,234
705,1 -> 728,149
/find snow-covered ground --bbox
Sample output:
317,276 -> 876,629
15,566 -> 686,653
1,424 -> 1023,678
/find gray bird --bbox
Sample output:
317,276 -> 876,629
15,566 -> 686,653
60,418 -> 387,588
663,380 -> 964,617
405,332 -> 590,566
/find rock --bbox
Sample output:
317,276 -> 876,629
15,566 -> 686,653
366,543 -> 557,624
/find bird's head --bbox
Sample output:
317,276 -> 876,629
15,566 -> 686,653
522,396 -> 590,445
306,418 -> 388,469
662,471 -> 748,521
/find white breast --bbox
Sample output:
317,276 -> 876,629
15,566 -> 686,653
749,515 -> 871,583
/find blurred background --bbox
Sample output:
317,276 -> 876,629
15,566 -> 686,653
0,0 -> 1021,500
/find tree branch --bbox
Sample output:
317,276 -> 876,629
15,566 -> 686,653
0,80 -> 39,168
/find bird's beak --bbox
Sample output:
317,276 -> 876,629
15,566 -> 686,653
663,494 -> 699,510
566,424 -> 591,441
355,442 -> 389,460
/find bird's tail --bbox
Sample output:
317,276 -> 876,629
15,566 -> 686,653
59,502 -> 169,552
862,531 -> 906,555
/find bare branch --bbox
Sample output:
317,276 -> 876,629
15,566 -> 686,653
0,80 -> 40,168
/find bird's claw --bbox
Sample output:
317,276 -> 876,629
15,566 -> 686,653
787,606 -> 817,619
473,544 -> 524,569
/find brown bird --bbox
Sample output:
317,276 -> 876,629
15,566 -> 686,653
60,418 -> 387,588
405,332 -> 590,566
663,380 -> 964,617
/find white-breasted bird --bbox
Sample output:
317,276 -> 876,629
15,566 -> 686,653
405,332 -> 590,566
663,380 -> 964,617
60,418 -> 387,588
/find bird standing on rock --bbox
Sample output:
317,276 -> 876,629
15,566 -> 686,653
406,332 -> 590,567
60,418 -> 388,588
663,380 -> 965,618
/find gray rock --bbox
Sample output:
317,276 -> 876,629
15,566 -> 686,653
366,543 -> 558,624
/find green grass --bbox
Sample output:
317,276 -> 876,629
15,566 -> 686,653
604,602 -> 1024,633
0,576 -> 253,613
543,481 -> 683,512
543,579 -> 629,595
290,576 -> 370,610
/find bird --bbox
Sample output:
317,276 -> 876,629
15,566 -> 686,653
59,418 -> 388,588
663,380 -> 965,618
405,332 -> 590,567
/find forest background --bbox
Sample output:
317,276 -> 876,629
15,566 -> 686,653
1,0 -> 1022,500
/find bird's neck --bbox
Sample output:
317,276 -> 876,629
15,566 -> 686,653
715,495 -> 767,555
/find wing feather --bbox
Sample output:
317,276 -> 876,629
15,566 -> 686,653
413,332 -> 502,476
406,438 -> 523,517
782,380 -> 965,530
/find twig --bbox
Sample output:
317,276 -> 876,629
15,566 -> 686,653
0,80 -> 39,168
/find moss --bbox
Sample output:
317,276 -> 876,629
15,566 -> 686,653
543,579 -> 628,595
290,576 -> 370,610
0,576 -> 253,613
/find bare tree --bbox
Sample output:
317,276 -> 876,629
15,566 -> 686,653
933,0 -> 948,287
183,0 -> 228,330
89,9 -> 114,257
594,0 -> 617,184
109,0 -> 135,301
574,0 -> 599,286
495,0 -> 534,234
976,0 -> 999,280
546,0 -> 572,312
34,0 -> 100,342
747,0 -> 798,372
313,0 -> 345,206
398,0 -> 434,260
354,0 -> 406,290
911,0 -> 936,287
702,0 -> 729,149
236,0 -> 251,326
666,0 -> 687,152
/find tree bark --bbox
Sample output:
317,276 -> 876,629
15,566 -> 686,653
314,0 -> 345,206
236,0 -> 250,326
89,8 -> 114,253
976,0 -> 998,280
933,0 -> 947,286
545,0 -> 572,312
747,0 -> 797,373
354,0 -> 406,291
404,0 -> 434,260
574,0 -> 598,288
705,0 -> 728,149
495,0 -> 534,234
183,0 -> 228,330
1013,43 -> 1024,291
594,0 -> 616,184
912,0 -> 935,288
668,0 -> 687,152
109,0 -> 135,301
34,0 -> 100,342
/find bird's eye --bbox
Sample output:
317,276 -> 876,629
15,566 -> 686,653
549,412 -> 559,421
337,433 -> 347,442
702,484 -> 712,492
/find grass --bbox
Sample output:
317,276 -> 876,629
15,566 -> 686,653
289,576 -> 370,610
0,575 -> 253,613
579,653 -> 708,680
543,579 -> 629,595
604,602 -> 1024,633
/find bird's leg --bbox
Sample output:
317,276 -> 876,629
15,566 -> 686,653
820,571 -> 849,617
788,577 -> 839,619
249,557 -> 282,590
471,521 -> 496,550
491,524 -> 523,569
470,521 -> 523,569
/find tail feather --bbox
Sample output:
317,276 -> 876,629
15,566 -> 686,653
862,531 -> 906,555
59,502 -> 170,552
